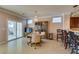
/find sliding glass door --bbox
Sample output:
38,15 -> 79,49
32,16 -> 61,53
8,20 -> 22,41
17,22 -> 22,38
8,20 -> 17,41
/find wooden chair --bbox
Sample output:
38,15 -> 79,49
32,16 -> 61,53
62,30 -> 68,49
74,36 -> 79,54
31,32 -> 41,49
67,31 -> 78,54
57,29 -> 63,42
72,35 -> 79,54
68,32 -> 75,47
27,36 -> 32,45
63,31 -> 79,54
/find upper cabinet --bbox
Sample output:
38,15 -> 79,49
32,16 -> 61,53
70,17 -> 79,28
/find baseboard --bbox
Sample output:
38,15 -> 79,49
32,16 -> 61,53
0,40 -> 7,45
0,36 -> 23,45
8,37 -> 23,42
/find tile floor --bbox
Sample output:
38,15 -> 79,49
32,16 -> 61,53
0,37 -> 71,54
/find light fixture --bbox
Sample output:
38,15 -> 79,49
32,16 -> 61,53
34,10 -> 38,22
34,16 -> 38,22
70,5 -> 79,17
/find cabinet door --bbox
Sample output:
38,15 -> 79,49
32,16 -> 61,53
77,17 -> 79,27
74,17 -> 78,28
70,17 -> 79,28
70,17 -> 75,28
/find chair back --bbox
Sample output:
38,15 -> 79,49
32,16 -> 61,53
62,30 -> 68,49
68,31 -> 77,47
32,32 -> 41,43
68,31 -> 79,53
40,32 -> 45,35
57,29 -> 63,41
57,29 -> 63,35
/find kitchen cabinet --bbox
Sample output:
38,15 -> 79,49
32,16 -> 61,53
70,17 -> 79,28
35,21 -> 48,38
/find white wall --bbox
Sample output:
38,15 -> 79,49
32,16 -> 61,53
31,17 -> 64,33
63,14 -> 70,31
0,11 -> 23,44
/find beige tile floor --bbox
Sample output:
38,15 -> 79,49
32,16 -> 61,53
0,37 -> 71,54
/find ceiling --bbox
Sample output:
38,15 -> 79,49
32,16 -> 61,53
0,5 -> 75,18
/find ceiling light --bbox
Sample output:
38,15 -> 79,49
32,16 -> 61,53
34,11 -> 38,22
34,16 -> 38,22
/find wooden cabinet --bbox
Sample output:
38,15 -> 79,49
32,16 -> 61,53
70,17 -> 79,28
35,21 -> 48,39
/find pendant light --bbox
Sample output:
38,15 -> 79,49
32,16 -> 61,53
34,10 -> 38,22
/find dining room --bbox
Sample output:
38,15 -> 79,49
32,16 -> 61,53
0,5 -> 79,54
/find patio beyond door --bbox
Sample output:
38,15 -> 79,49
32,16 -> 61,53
8,20 -> 22,41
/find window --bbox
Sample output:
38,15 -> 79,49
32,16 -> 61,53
27,19 -> 32,24
8,20 -> 23,41
52,16 -> 62,23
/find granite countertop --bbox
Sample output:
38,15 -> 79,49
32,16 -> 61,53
70,28 -> 79,32
70,28 -> 79,35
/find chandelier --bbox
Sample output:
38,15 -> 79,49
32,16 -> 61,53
70,5 -> 79,17
34,10 -> 38,22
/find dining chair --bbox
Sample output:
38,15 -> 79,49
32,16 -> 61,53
74,35 -> 79,54
40,32 -> 45,39
62,30 -> 68,49
68,31 -> 77,53
57,29 -> 63,42
31,32 -> 41,49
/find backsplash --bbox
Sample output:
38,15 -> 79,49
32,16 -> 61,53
71,28 -> 79,31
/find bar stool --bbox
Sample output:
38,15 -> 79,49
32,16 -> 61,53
57,29 -> 63,42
